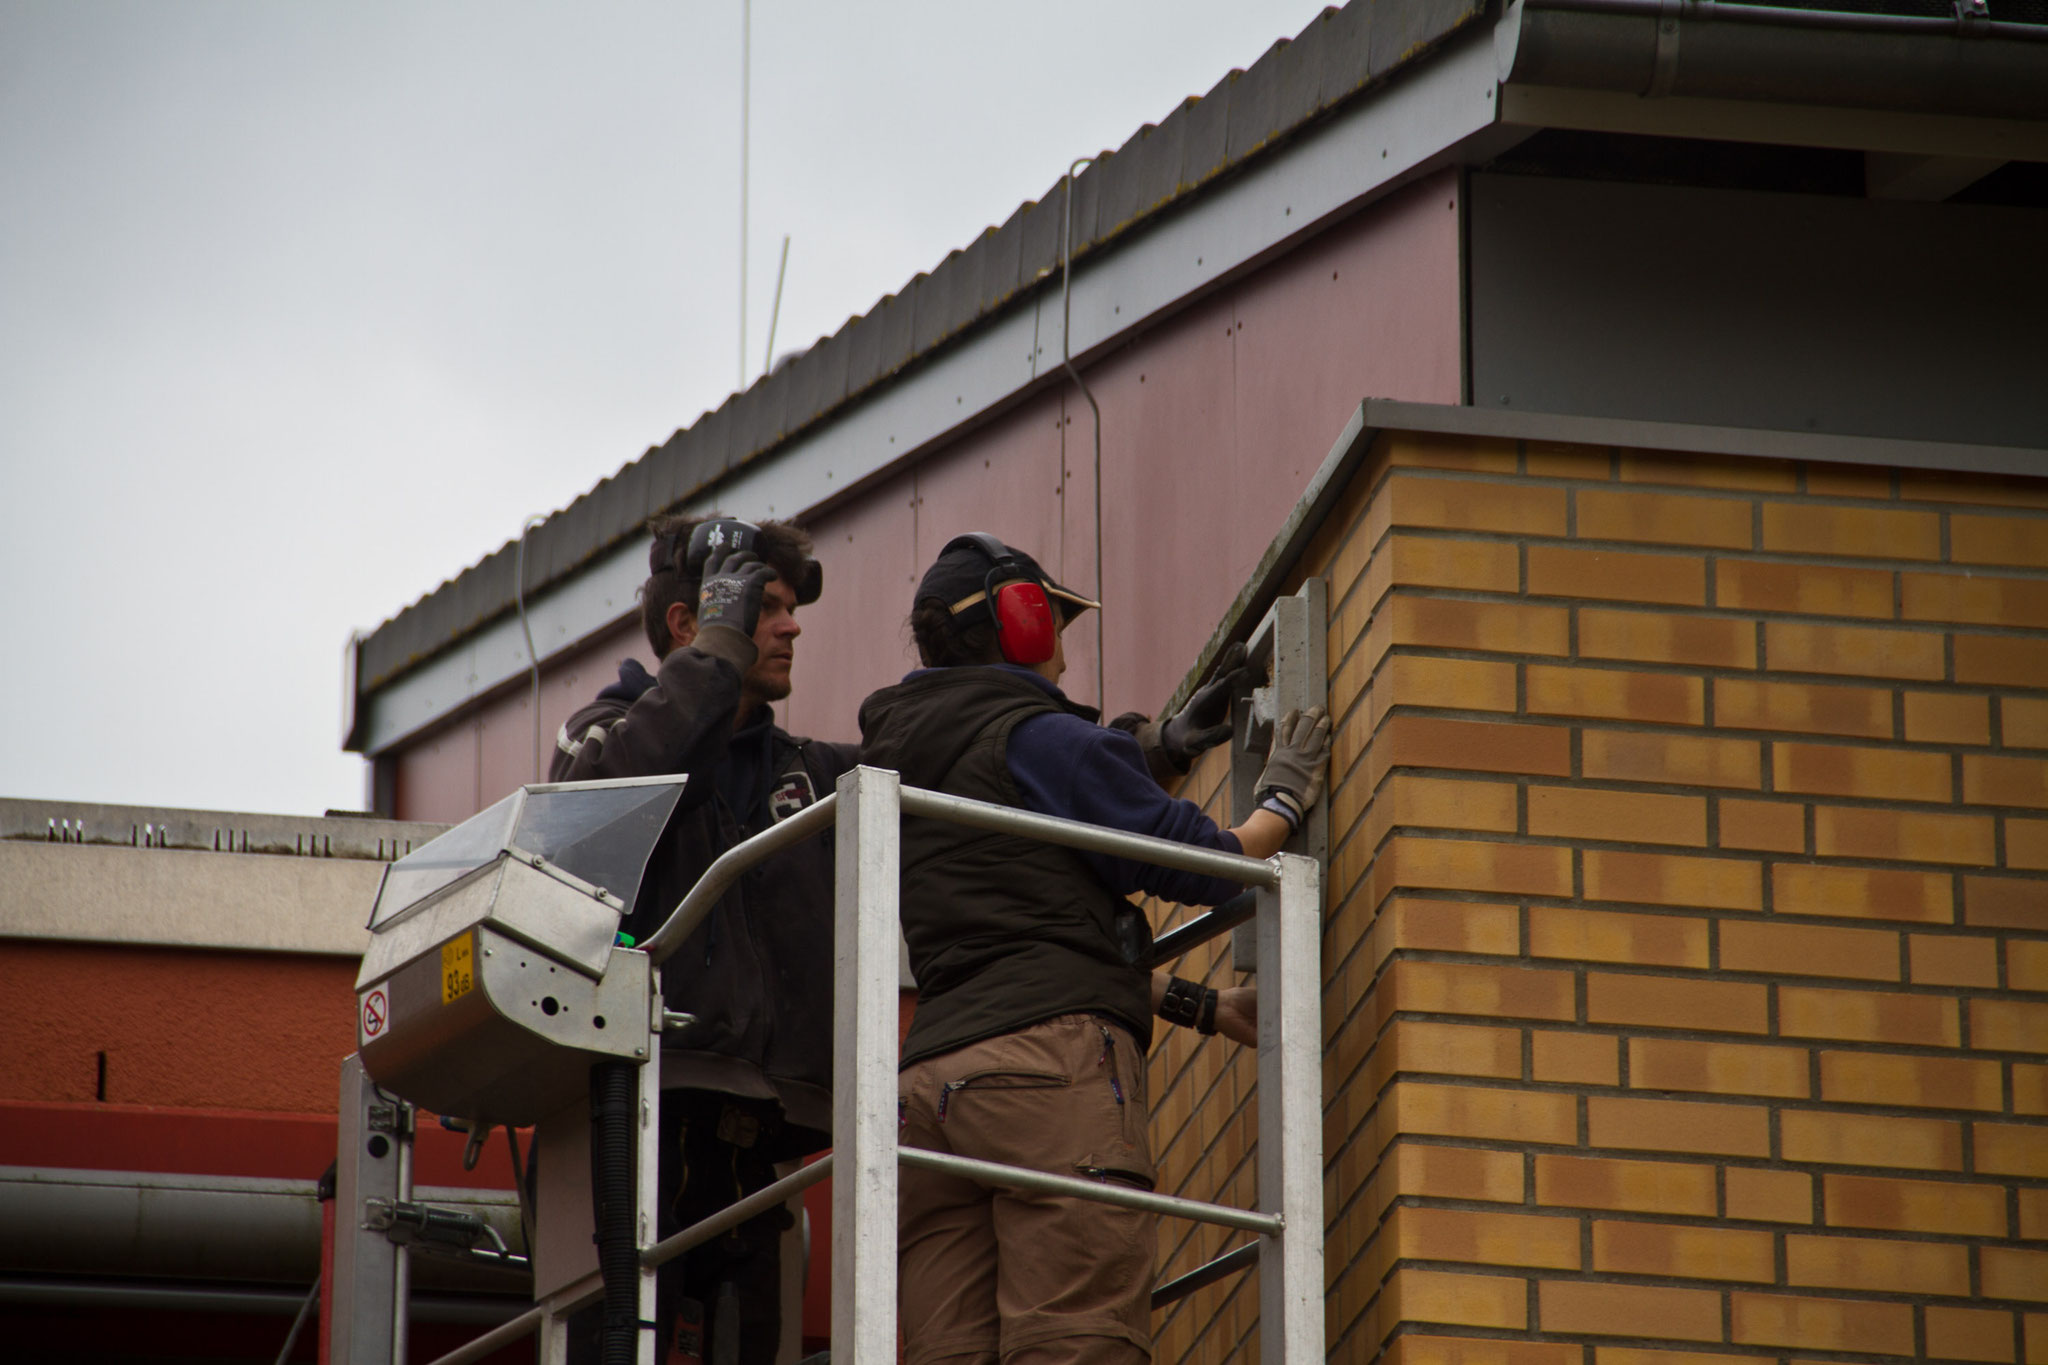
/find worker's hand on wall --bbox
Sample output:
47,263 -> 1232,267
693,546 -> 775,668
1212,984 -> 1257,1047
1158,642 -> 1251,772
1254,705 -> 1330,827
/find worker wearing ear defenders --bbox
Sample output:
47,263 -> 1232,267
552,513 -> 846,1365
857,532 -> 1330,1365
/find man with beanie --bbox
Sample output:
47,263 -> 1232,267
552,513 -> 852,1365
857,532 -> 1331,1365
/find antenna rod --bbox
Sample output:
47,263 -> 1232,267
1059,157 -> 1106,713
738,0 -> 750,391
764,234 -> 790,377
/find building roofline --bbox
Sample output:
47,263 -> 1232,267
350,0 -> 1491,703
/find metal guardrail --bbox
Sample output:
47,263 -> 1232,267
424,1159 -> 836,1365
422,764 -> 1322,1365
1145,887 -> 1259,967
831,766 -> 1323,1363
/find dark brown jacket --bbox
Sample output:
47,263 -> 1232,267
553,646 -> 854,1145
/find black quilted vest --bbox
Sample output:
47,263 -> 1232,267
858,667 -> 1153,1066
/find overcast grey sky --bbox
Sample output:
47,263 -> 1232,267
0,0 -> 1331,817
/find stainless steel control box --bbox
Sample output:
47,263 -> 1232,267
353,776 -> 684,1127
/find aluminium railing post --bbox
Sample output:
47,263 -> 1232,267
331,1054 -> 399,1365
1259,850 -> 1324,1361
636,992 -> 661,1365
832,766 -> 901,1361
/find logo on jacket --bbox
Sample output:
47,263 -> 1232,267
769,770 -> 816,822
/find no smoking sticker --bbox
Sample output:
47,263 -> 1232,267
360,988 -> 389,1042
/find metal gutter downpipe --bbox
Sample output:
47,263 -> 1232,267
515,513 -> 549,784
1060,157 -> 1108,712
1501,0 -> 2048,118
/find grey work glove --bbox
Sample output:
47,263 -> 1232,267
1159,642 -> 1250,772
1253,705 -> 1330,831
692,546 -> 773,671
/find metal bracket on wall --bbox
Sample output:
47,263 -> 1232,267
1228,577 -> 1329,974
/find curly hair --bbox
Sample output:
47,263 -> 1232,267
640,513 -> 815,656
908,597 -> 1006,669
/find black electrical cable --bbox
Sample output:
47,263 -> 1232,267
272,1273 -> 319,1365
590,1061 -> 643,1365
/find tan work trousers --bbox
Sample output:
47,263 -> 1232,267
897,1013 -> 1157,1365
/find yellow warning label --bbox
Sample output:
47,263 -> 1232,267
441,932 -> 475,1004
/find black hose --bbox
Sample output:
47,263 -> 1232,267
590,1061 -> 642,1365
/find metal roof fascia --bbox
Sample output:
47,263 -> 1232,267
1353,400 -> 2048,475
359,534 -> 648,753
356,23 -> 1508,755
1041,23 -> 1507,372
709,305 -> 1044,523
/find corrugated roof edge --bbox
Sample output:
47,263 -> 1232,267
356,0 -> 1487,693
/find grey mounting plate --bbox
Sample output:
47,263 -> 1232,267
1229,577 -> 1329,974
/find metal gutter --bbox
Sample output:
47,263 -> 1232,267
1529,0 -> 2048,42
1502,0 -> 2048,116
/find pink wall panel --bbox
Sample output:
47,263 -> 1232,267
543,617 -> 649,750
478,616 -> 648,804
912,391 -> 1068,594
393,716 -> 480,824
1076,291 -> 1239,718
1080,169 -> 1464,717
393,618 -> 644,821
914,390 -> 1075,690
1230,168 -> 1464,547
778,466 -> 920,746
391,180 -> 1462,816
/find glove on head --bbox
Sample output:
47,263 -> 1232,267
696,547 -> 776,637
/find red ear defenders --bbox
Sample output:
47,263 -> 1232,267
946,532 -> 1057,666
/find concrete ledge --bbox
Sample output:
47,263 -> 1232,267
0,841 -> 386,956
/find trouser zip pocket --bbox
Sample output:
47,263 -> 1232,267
935,1068 -> 1065,1123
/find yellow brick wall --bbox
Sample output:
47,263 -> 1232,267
1149,430 -> 2048,1364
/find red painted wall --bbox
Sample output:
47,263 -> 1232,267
0,937 -> 525,1193
1,941 -> 360,1112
